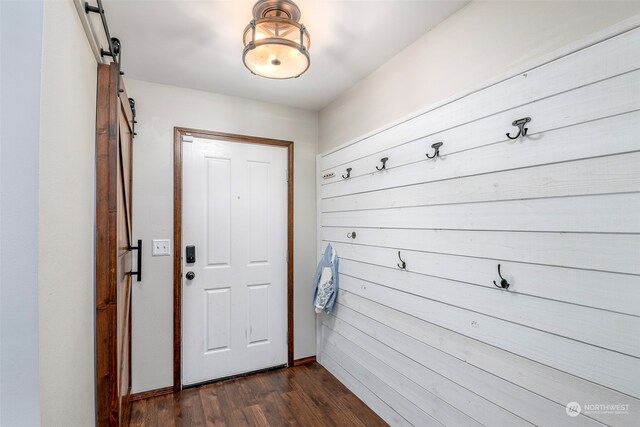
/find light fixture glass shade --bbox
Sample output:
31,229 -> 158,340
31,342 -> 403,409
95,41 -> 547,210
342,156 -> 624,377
242,3 -> 310,79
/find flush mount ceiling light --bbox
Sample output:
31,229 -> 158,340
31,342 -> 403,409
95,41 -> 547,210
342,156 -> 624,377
243,0 -> 310,79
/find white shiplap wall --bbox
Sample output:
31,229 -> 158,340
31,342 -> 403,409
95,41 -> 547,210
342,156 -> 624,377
316,25 -> 640,427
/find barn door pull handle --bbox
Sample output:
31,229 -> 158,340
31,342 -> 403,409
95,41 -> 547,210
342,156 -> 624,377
397,251 -> 407,270
129,239 -> 142,282
376,157 -> 389,171
506,117 -> 531,140
493,264 -> 510,290
342,168 -> 352,179
426,142 -> 443,159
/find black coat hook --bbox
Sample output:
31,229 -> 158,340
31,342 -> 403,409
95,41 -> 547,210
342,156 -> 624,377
426,142 -> 443,159
376,157 -> 389,171
342,167 -> 352,179
493,264 -> 510,289
397,251 -> 406,270
347,231 -> 357,239
506,117 -> 531,140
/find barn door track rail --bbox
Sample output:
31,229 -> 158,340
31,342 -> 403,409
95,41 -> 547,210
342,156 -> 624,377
84,0 -> 138,136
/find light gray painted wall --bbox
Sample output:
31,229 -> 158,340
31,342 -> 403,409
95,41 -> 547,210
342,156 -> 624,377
0,1 -> 44,425
319,1 -> 640,153
126,79 -> 319,393
38,1 -> 98,425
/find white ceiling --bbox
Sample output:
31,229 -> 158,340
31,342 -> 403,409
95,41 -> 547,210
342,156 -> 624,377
105,0 -> 469,110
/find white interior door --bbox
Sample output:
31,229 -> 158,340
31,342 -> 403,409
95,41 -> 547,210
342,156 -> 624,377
182,136 -> 288,386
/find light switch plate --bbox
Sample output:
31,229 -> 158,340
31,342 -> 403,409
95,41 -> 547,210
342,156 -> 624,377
152,239 -> 171,256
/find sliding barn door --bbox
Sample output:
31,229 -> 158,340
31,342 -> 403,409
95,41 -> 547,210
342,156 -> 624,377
96,63 -> 135,427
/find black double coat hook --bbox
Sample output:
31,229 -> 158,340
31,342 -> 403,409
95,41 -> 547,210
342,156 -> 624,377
397,251 -> 407,270
493,264 -> 511,289
376,157 -> 389,171
426,142 -> 443,159
342,167 -> 352,179
506,117 -> 532,140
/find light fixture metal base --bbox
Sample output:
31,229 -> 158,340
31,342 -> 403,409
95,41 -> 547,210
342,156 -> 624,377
252,0 -> 301,21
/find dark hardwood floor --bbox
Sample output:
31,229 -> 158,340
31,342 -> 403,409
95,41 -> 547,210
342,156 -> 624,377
129,362 -> 387,426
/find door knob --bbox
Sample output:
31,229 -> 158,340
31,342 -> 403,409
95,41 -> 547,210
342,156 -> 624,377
185,271 -> 195,280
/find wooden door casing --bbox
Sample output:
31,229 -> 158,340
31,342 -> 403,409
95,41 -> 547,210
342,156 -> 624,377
96,62 -> 135,427
173,128 -> 295,391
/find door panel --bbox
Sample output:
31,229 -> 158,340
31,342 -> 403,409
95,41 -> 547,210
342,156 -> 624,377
206,157 -> 231,267
206,288 -> 231,352
247,161 -> 270,263
183,137 -> 287,385
248,284 -> 270,344
116,99 -> 133,425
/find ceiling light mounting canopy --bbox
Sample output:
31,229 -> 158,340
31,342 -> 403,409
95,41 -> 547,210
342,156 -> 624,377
243,0 -> 310,79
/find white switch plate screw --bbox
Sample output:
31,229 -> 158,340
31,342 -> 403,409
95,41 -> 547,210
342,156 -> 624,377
152,239 -> 171,256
